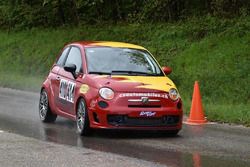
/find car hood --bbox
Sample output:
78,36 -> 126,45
87,75 -> 177,93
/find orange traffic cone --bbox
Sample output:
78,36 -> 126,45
193,152 -> 201,167
187,81 -> 207,125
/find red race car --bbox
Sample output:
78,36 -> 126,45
39,41 -> 183,136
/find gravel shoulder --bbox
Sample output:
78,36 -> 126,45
0,130 -> 164,167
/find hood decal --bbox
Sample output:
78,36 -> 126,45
112,76 -> 176,92
90,75 -> 177,92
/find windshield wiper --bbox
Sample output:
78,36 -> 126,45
89,71 -> 161,76
111,70 -> 160,76
88,71 -> 111,75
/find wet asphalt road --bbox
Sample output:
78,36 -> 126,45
0,87 -> 249,167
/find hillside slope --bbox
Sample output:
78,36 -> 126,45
0,16 -> 249,125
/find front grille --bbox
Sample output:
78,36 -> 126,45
128,105 -> 161,108
107,115 -> 180,127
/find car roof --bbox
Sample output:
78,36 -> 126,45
70,41 -> 147,50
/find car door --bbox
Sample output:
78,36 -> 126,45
51,47 -> 70,109
57,46 -> 83,115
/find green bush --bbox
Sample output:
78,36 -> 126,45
0,0 -> 249,28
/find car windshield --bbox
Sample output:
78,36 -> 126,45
85,47 -> 164,76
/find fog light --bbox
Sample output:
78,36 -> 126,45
98,101 -> 108,108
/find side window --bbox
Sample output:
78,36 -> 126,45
57,47 -> 70,66
65,47 -> 83,73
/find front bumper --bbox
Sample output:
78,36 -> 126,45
87,94 -> 183,130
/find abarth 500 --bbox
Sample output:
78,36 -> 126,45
39,41 -> 183,136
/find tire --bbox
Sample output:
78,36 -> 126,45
76,98 -> 91,136
39,89 -> 57,123
165,130 -> 179,136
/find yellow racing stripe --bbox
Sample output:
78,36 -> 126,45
89,41 -> 146,50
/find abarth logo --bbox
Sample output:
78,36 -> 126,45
140,111 -> 156,117
141,97 -> 149,104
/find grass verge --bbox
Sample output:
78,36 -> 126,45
182,96 -> 250,127
0,72 -> 43,92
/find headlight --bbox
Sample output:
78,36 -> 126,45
99,87 -> 114,100
169,88 -> 179,101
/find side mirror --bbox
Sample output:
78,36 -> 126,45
162,66 -> 172,75
64,63 -> 77,78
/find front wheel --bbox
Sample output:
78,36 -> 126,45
39,89 -> 57,123
76,98 -> 91,136
164,130 -> 180,137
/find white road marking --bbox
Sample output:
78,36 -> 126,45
0,130 -> 4,133
183,121 -> 216,125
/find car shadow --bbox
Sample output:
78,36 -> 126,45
90,129 -> 182,139
53,118 -> 182,139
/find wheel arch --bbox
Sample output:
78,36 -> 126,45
40,83 -> 56,115
40,86 -> 45,93
74,95 -> 87,116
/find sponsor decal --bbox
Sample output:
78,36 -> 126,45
79,84 -> 89,94
140,111 -> 156,117
119,93 -> 168,99
59,79 -> 75,103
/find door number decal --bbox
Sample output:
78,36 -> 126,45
59,79 -> 75,103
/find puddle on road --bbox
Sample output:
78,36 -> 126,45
0,117 -> 249,167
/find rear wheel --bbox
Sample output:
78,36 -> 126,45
39,89 -> 57,123
76,98 -> 91,136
